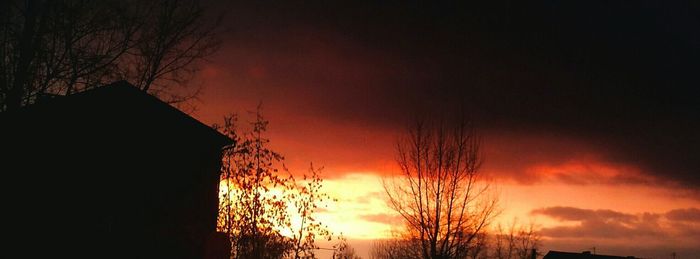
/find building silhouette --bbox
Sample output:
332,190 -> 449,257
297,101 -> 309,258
0,81 -> 231,258
545,250 -> 639,259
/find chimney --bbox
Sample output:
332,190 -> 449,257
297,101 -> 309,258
530,249 -> 537,259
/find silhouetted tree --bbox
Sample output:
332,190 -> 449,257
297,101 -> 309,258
382,116 -> 498,259
491,221 -> 540,259
216,107 -> 333,259
288,166 -> 334,259
0,0 -> 221,111
123,0 -> 220,99
217,110 -> 291,258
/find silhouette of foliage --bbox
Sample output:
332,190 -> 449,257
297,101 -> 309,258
216,106 -> 333,259
288,166 -> 335,259
332,235 -> 362,259
381,115 -> 499,259
0,0 -> 221,111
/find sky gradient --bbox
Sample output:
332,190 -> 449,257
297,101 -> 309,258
197,1 -> 700,258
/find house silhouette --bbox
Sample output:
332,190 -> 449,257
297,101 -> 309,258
544,251 -> 640,259
0,81 -> 232,258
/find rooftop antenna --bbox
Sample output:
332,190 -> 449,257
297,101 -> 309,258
589,247 -> 596,255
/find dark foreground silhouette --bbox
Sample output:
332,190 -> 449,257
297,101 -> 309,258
0,81 -> 231,258
545,251 -> 640,259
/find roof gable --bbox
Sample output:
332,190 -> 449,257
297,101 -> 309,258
1,80 -> 232,148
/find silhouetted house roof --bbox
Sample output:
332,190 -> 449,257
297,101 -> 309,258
544,251 -> 639,259
0,81 -> 231,259
1,80 -> 231,147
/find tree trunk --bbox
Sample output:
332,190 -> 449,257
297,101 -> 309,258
7,0 -> 40,111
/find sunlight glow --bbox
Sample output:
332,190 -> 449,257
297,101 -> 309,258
218,173 -> 401,240
313,173 -> 399,239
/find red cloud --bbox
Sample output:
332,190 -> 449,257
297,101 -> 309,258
531,206 -> 636,222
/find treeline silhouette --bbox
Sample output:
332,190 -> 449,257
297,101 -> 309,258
0,0 -> 221,111
213,111 -> 542,259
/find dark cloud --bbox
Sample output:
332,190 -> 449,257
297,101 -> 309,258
531,206 -> 636,223
666,208 -> 700,223
532,206 -> 700,240
202,1 -> 700,189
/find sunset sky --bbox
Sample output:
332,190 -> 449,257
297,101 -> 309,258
197,1 -> 699,258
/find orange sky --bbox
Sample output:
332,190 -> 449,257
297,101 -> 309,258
197,87 -> 700,258
187,3 -> 700,256
191,55 -> 700,259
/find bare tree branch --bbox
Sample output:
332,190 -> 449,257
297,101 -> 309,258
382,114 -> 498,259
0,0 -> 223,111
